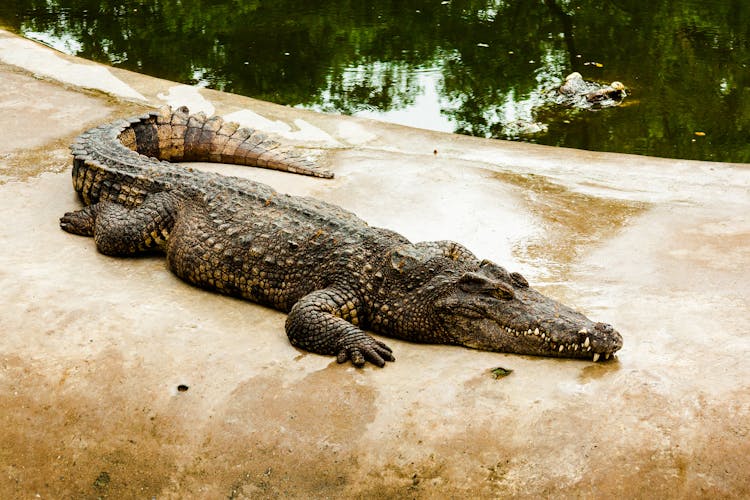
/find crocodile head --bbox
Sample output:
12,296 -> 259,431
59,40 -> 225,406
433,260 -> 622,361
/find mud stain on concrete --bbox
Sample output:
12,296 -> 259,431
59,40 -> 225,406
0,351 -> 177,498
0,351 -> 380,498
0,62 -> 147,183
490,170 -> 648,280
352,376 -> 750,499
4,347 -> 746,498
188,368 -> 377,498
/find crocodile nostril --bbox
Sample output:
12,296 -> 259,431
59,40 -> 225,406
594,322 -> 613,333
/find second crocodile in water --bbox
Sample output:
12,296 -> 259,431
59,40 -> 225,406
60,107 -> 623,367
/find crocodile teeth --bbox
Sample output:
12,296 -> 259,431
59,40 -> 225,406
605,353 -> 611,360
583,336 -> 590,348
559,345 -> 564,352
578,328 -> 588,334
593,353 -> 600,362
534,328 -> 540,335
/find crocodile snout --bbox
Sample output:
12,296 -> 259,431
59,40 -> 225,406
595,322 -> 614,333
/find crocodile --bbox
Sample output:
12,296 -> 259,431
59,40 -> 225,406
60,106 -> 623,367
554,72 -> 627,109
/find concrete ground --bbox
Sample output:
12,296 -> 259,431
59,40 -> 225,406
1,30 -> 749,498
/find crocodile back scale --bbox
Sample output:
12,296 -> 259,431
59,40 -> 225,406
60,106 -> 623,367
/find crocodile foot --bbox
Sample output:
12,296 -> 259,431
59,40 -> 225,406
59,206 -> 97,236
336,335 -> 394,368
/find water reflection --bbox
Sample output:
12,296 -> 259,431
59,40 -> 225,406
0,0 -> 747,162
327,68 -> 456,133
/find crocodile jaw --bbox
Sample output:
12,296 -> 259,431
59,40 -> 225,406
460,317 -> 622,361
436,289 -> 623,361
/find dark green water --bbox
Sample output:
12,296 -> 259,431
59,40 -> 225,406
1,0 -> 748,162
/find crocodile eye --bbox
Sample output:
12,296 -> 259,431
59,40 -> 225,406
458,272 -> 515,300
492,282 -> 515,300
458,272 -> 488,292
479,259 -> 510,280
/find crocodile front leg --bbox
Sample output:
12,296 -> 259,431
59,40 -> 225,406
286,288 -> 395,367
60,191 -> 178,256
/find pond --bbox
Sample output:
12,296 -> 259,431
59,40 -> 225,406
1,0 -> 748,163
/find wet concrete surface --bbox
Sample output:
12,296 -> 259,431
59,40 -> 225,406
1,31 -> 749,498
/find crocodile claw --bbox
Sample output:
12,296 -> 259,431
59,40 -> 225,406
336,338 -> 394,368
60,206 -> 97,236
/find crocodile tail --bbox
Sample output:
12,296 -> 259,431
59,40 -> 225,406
121,106 -> 333,179
70,119 -> 169,207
